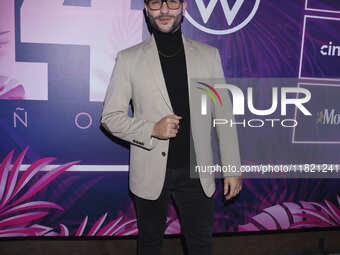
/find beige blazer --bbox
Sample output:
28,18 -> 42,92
101,34 -> 241,200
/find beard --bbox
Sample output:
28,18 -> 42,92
147,10 -> 183,33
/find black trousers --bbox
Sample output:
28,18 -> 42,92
133,167 -> 214,255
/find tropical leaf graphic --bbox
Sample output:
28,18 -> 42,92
164,216 -> 181,234
0,147 -> 79,237
289,195 -> 340,229
55,213 -> 138,236
57,213 -> 180,236
211,163 -> 335,233
238,195 -> 340,231
0,31 -> 24,99
0,75 -> 25,100
0,31 -> 10,48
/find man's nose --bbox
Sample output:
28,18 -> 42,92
160,1 -> 169,14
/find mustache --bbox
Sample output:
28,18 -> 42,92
155,15 -> 175,19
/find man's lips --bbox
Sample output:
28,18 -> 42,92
158,17 -> 172,22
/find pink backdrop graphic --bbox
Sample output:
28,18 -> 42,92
0,0 -> 339,237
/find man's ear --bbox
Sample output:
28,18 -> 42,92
144,3 -> 149,17
182,1 -> 187,15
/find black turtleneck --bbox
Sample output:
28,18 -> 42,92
153,27 -> 191,170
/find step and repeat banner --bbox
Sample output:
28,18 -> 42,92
0,0 -> 339,237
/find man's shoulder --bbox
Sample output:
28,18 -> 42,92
118,37 -> 152,58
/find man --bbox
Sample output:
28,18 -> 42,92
101,0 -> 242,254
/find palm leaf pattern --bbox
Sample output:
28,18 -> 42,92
289,195 -> 340,228
0,147 -> 79,236
238,195 -> 340,231
0,75 -> 25,100
56,213 -> 138,236
3,148 -> 338,236
0,30 -> 25,99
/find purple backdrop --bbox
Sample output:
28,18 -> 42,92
0,0 -> 339,237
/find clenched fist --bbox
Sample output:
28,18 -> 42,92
152,114 -> 182,139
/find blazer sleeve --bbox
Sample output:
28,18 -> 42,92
101,51 -> 159,150
212,48 -> 242,177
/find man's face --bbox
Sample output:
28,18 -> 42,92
145,0 -> 187,33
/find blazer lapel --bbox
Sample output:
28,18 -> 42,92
142,35 -> 173,113
182,35 -> 202,156
182,35 -> 196,104
141,34 -> 198,114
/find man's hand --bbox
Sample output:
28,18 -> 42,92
224,177 -> 242,200
152,114 -> 182,139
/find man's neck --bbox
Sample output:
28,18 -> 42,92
152,26 -> 183,53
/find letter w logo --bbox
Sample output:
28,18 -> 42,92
196,0 -> 244,25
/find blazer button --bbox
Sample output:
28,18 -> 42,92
161,152 -> 166,157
